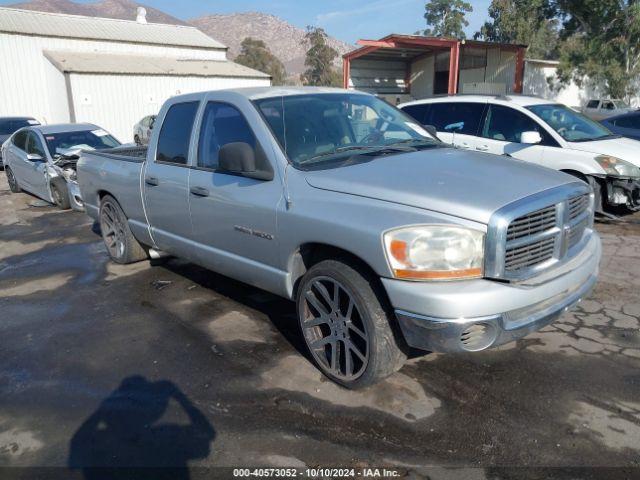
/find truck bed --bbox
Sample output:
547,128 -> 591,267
77,146 -> 150,245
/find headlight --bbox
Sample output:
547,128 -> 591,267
595,156 -> 640,178
383,225 -> 485,281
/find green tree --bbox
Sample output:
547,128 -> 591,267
235,37 -> 287,86
422,0 -> 473,38
475,0 -> 559,59
554,0 -> 640,98
301,26 -> 341,86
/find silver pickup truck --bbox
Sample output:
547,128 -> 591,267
78,87 -> 602,389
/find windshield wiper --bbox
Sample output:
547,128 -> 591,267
570,134 -> 622,143
301,144 -> 414,164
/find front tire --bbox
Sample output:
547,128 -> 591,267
296,259 -> 406,389
50,179 -> 71,210
99,195 -> 148,264
6,167 -> 21,193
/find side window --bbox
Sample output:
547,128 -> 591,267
482,105 -> 552,144
603,101 -> 615,110
401,104 -> 431,125
156,102 -> 199,165
26,132 -> 46,157
12,131 -> 27,151
197,102 -> 256,170
586,100 -> 599,109
428,102 -> 485,135
615,116 -> 640,129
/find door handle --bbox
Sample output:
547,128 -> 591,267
145,176 -> 159,186
476,145 -> 489,152
459,142 -> 471,149
190,186 -> 209,197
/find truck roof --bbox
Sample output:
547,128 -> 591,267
171,86 -> 370,103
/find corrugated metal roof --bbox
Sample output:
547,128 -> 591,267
44,50 -> 271,79
0,7 -> 226,50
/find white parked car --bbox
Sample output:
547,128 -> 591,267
582,99 -> 634,121
399,95 -> 640,213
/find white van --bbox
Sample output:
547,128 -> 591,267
399,95 -> 640,213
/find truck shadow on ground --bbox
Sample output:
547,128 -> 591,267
67,375 -> 215,480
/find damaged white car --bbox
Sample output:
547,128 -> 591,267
1,123 -> 121,210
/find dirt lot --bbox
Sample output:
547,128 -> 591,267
0,174 -> 639,477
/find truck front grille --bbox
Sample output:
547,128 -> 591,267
486,185 -> 593,281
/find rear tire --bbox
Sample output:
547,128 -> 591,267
50,179 -> 71,210
296,259 -> 406,389
99,194 -> 148,264
6,167 -> 21,193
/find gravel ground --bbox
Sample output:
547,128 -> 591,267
0,174 -> 638,478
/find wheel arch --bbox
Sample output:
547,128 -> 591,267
288,242 -> 386,302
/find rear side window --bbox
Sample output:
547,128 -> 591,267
586,100 -> 600,109
400,104 -> 431,125
603,101 -> 615,110
12,131 -> 27,150
156,102 -> 199,165
427,102 -> 485,135
197,102 -> 256,170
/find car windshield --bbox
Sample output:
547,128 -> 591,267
613,100 -> 628,109
43,129 -> 121,156
527,104 -> 616,142
254,93 -> 440,169
0,119 -> 38,135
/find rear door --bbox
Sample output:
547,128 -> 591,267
426,102 -> 486,150
188,98 -> 281,272
475,104 -> 550,165
143,100 -> 200,256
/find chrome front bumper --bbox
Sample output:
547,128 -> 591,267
383,234 -> 601,353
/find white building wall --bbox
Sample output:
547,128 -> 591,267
523,61 -> 640,109
0,31 -> 228,125
69,73 -> 269,142
484,48 -> 516,94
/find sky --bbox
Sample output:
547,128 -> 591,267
0,0 -> 492,45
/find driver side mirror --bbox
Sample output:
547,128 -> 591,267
423,124 -> 440,140
26,153 -> 44,162
219,142 -> 257,173
521,131 -> 542,145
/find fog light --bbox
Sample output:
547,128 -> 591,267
459,322 -> 497,351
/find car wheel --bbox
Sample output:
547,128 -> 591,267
296,259 -> 406,389
50,179 -> 71,210
6,167 -> 21,193
134,134 -> 141,146
99,194 -> 148,264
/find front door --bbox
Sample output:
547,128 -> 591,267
188,100 -> 280,275
24,131 -> 50,199
143,100 -> 200,256
475,104 -> 548,165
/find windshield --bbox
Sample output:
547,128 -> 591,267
613,100 -> 628,109
255,93 -> 440,169
0,119 -> 38,135
44,129 -> 121,156
527,104 -> 615,142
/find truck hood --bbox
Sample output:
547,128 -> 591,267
304,148 -> 574,224
566,137 -> 640,167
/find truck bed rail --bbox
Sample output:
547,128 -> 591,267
84,146 -> 148,163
